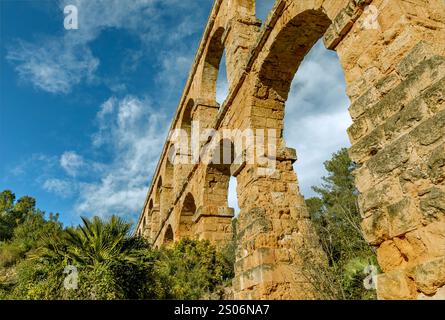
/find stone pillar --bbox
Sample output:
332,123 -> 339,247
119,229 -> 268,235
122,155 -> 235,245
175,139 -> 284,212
159,184 -> 173,222
350,42 -> 445,300
143,208 -> 152,240
150,205 -> 161,242
192,99 -> 219,125
191,99 -> 220,158
233,148 -> 324,299
193,206 -> 234,245
172,150 -> 194,195
224,1 -> 261,88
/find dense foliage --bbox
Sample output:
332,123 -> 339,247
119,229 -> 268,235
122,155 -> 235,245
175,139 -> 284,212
304,148 -> 378,300
0,192 -> 233,300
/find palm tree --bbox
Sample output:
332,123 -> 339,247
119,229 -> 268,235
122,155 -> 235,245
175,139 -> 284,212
30,215 -> 152,299
39,215 -> 144,267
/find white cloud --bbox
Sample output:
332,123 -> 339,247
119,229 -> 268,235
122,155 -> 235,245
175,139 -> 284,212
74,96 -> 168,218
156,52 -> 194,90
6,40 -> 98,94
60,151 -> 86,177
43,178 -> 75,198
284,40 -> 352,198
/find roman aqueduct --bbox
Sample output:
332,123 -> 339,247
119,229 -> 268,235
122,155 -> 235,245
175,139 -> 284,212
136,0 -> 445,299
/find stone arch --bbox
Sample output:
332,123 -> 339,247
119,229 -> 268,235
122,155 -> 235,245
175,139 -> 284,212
178,192 -> 196,238
201,27 -> 226,104
205,138 -> 236,208
172,99 -> 195,191
148,198 -> 159,240
258,10 -> 331,97
254,9 -> 332,151
181,98 -> 194,141
194,138 -> 235,243
155,177 -> 163,206
163,224 -> 174,245
151,177 -> 163,237
161,160 -> 174,218
232,8 -> 336,299
170,99 -> 194,163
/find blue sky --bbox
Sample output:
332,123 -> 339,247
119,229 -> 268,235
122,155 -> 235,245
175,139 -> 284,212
0,0 -> 351,228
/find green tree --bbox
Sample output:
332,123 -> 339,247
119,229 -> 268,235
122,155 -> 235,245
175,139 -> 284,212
0,190 -> 33,241
0,191 -> 62,299
305,148 -> 378,300
155,238 -> 234,299
1,189 -> 235,300
10,215 -> 159,300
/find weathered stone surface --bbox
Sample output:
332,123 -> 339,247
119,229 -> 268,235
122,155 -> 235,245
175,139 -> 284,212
133,0 -> 445,300
358,178 -> 404,214
410,109 -> 445,146
418,285 -> 445,300
427,143 -> 445,184
392,218 -> 445,266
387,197 -> 422,238
407,257 -> 445,295
377,240 -> 407,272
349,127 -> 385,164
367,135 -> 411,177
396,41 -> 435,78
361,209 -> 390,245
377,270 -> 416,300
419,187 -> 445,221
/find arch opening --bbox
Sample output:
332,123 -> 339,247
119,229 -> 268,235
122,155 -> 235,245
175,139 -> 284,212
216,49 -> 229,105
155,178 -> 162,206
205,138 -> 236,209
177,99 -> 194,159
153,177 -> 163,237
284,40 -> 351,198
228,176 -> 240,218
164,225 -> 174,245
201,27 -> 226,104
171,99 -> 195,192
178,192 -> 196,238
255,9 -> 351,199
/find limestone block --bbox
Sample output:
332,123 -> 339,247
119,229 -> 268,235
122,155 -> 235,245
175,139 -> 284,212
396,41 -> 435,78
377,270 -> 417,300
419,187 -> 445,221
387,197 -> 422,238
361,208 -> 390,245
427,143 -> 445,184
377,240 -> 407,272
407,257 -> 445,295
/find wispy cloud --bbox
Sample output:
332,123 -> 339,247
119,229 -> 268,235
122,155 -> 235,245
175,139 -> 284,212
60,151 -> 86,177
43,178 -> 75,198
42,96 -> 169,219
6,39 -> 98,94
6,0 -> 209,94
